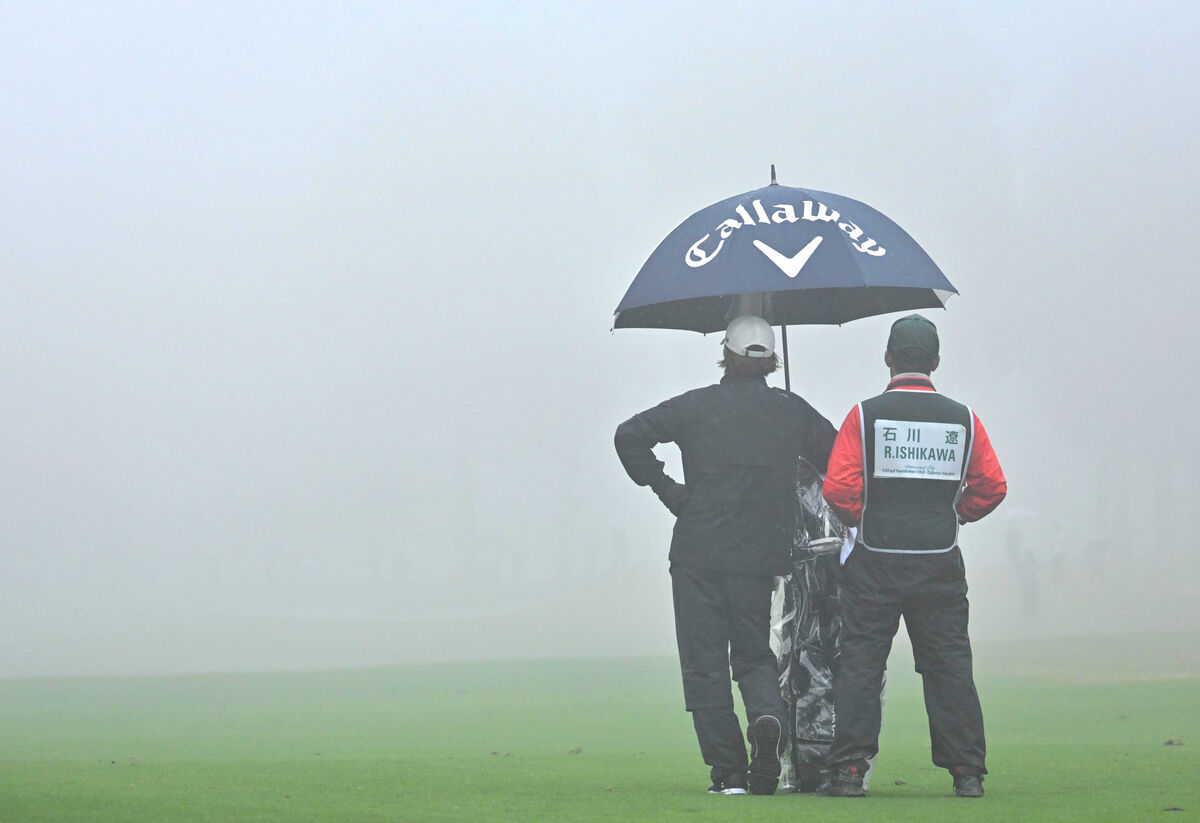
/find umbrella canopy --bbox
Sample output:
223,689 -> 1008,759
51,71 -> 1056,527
614,181 -> 957,333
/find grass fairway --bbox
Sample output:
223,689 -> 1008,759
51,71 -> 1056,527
1,634 -> 1197,822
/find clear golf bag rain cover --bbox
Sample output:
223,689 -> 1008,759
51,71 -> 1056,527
771,458 -> 878,793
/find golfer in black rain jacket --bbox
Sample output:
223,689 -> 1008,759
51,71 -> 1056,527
615,314 -> 836,796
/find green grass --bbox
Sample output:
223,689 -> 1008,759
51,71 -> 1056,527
1,634 -> 1197,821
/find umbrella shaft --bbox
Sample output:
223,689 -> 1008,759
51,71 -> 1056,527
781,325 -> 790,392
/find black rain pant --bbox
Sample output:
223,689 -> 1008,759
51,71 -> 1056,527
670,563 -> 788,783
829,546 -> 987,775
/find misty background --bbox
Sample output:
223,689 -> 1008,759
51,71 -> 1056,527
2,2 -> 1197,678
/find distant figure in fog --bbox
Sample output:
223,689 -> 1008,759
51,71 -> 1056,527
1004,522 -> 1023,569
820,315 -> 1006,799
615,315 -> 836,796
1018,548 -> 1041,616
1006,524 -> 1040,616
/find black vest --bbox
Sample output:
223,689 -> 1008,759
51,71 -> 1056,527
859,384 -> 973,553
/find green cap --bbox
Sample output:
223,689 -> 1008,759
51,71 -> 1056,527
887,314 -> 939,358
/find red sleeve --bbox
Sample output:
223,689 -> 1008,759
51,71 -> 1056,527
957,412 -> 1007,522
821,405 -> 865,526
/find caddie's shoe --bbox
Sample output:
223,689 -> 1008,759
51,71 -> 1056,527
952,773 -> 985,797
817,764 -> 866,797
746,715 -> 783,795
707,774 -> 748,795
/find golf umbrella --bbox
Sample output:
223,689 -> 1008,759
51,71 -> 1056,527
613,173 -> 957,387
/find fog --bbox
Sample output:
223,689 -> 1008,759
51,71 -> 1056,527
2,2 -> 1197,678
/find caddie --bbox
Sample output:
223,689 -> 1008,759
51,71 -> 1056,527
614,314 -> 836,796
819,314 -> 1006,798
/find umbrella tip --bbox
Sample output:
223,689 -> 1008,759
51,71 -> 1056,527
770,164 -> 778,185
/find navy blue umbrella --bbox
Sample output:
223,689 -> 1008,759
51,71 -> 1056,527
614,170 -> 957,386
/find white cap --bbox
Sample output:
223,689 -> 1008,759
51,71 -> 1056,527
722,314 -> 775,358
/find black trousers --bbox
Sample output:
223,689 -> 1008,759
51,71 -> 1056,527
829,547 -> 987,775
670,564 -> 788,782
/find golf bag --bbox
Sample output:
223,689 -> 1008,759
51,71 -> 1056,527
772,458 -> 880,793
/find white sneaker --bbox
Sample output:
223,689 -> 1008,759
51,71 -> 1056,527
707,780 -> 748,795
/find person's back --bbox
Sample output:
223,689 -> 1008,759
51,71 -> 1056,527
819,314 -> 1006,799
614,314 -> 836,796
631,375 -> 832,574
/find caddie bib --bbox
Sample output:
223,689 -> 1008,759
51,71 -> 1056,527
859,388 -> 973,553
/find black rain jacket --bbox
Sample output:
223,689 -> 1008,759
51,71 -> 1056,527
615,374 -> 836,575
